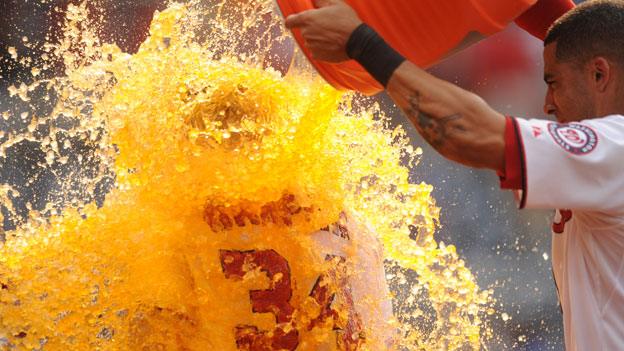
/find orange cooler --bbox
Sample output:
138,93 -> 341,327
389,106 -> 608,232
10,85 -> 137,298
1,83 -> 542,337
277,0 -> 538,94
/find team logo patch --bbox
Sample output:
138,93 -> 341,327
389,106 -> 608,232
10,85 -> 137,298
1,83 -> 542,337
547,123 -> 598,155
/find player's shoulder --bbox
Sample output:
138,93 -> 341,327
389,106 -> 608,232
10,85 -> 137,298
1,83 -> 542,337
578,114 -> 624,139
580,114 -> 624,128
515,114 -> 624,157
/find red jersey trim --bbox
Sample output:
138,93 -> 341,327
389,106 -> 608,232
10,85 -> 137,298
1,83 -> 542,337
552,209 -> 572,234
514,118 -> 528,209
498,117 -> 522,189
498,116 -> 527,209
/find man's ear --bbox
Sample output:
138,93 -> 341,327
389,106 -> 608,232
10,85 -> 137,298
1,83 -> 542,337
591,57 -> 611,93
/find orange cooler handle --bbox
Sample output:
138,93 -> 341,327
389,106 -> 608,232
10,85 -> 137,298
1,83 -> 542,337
278,0 -> 538,95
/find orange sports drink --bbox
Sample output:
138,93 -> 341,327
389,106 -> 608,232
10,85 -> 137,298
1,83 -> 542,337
0,1 -> 504,350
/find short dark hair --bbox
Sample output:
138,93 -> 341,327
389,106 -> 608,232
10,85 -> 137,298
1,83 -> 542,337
544,0 -> 624,65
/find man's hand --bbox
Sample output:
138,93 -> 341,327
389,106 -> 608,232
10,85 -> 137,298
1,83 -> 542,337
284,0 -> 362,62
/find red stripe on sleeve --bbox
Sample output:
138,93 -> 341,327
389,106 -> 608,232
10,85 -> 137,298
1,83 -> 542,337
514,0 -> 576,40
499,116 -> 523,190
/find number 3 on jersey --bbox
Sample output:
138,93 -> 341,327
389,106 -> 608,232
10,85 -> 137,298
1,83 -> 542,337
219,249 -> 364,351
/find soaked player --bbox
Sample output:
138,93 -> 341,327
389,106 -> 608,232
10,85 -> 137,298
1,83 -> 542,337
0,2 -> 392,349
286,0 -> 624,349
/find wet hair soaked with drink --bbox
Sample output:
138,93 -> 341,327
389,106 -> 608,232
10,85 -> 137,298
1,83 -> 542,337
545,0 -> 624,66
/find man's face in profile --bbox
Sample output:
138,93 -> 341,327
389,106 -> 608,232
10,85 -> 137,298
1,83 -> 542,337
543,42 -> 596,123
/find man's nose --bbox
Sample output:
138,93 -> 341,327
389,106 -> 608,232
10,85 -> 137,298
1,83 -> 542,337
543,93 -> 556,115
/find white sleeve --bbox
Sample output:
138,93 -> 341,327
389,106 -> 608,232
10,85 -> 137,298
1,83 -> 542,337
516,115 -> 624,211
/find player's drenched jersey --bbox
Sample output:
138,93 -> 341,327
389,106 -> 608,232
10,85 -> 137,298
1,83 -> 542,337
129,210 -> 397,350
500,114 -> 624,351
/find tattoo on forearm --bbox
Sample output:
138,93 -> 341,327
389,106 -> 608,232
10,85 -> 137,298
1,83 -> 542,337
404,93 -> 464,148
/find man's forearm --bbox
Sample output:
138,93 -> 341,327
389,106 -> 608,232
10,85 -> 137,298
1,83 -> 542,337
386,61 -> 506,171
345,24 -> 506,171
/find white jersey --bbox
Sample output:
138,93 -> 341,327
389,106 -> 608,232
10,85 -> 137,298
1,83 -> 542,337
513,115 -> 624,351
310,211 -> 397,349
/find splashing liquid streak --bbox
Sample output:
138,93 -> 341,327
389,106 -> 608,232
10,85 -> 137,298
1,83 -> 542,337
0,1 -> 494,350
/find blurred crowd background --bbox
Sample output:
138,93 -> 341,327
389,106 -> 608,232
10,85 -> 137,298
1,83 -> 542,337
0,0 -> 585,349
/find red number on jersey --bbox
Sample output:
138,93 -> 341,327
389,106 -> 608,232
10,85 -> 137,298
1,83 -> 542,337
220,249 -> 299,351
308,255 -> 364,350
220,250 -> 365,351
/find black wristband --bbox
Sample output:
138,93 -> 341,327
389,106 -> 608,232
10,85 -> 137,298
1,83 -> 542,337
346,23 -> 406,88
